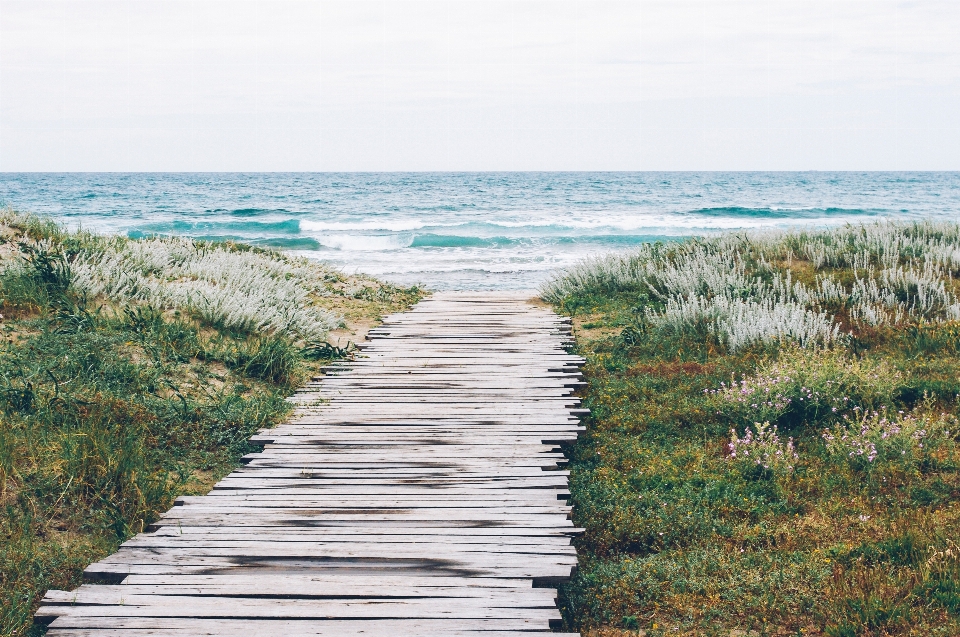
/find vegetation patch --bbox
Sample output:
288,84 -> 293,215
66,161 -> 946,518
0,211 -> 423,636
545,222 -> 960,636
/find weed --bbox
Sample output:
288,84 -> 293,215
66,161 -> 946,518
234,335 -> 305,386
709,348 -> 903,432
727,421 -> 797,475
303,340 -> 354,361
17,240 -> 72,299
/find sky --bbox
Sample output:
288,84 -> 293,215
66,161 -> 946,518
1,0 -> 959,171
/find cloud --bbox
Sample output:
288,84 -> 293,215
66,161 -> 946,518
1,0 -> 958,170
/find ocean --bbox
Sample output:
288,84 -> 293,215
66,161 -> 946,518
1,172 -> 959,290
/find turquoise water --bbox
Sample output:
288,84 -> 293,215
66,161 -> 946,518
1,172 -> 959,290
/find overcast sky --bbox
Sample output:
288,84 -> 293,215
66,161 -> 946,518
1,1 -> 958,171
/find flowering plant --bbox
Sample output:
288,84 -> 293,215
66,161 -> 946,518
727,421 -> 798,475
708,348 -> 902,429
822,408 -> 953,466
707,373 -> 796,425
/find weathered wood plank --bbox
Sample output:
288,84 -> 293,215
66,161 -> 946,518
81,561 -> 577,580
35,597 -> 564,619
41,585 -> 559,604
45,617 -> 573,636
148,527 -> 583,538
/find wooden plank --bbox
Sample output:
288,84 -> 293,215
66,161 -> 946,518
116,574 -> 538,587
81,561 -> 576,580
35,597 -> 564,619
51,628 -> 568,635
148,527 -> 583,538
149,515 -> 578,528
141,533 -> 574,545
42,585 -> 559,603
90,544 -> 579,559
208,477 -> 572,486
46,618 -> 572,635
175,495 -> 568,504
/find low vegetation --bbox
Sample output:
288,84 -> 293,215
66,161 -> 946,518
0,211 -> 423,636
544,222 -> 960,636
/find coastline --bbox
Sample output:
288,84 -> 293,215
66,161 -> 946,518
5,172 -> 960,291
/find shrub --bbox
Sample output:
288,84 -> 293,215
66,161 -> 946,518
822,408 -> 953,467
542,221 -> 960,350
70,236 -> 340,341
234,335 -> 304,386
709,348 -> 903,430
651,293 -> 842,352
727,421 -> 798,476
1,239 -> 75,312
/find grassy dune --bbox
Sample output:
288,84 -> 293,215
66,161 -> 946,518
544,223 -> 960,636
0,212 -> 423,636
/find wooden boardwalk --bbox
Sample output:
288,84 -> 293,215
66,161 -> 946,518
37,292 -> 584,636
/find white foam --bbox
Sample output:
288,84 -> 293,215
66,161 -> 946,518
316,233 -> 414,251
301,219 -> 428,232
298,210 -> 870,237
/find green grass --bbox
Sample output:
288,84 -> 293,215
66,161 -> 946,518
549,230 -> 960,636
0,214 -> 423,636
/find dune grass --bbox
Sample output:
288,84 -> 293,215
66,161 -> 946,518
0,212 -> 423,636
545,223 -> 960,636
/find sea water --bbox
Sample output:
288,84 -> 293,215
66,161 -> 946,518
1,172 -> 959,290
